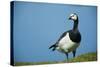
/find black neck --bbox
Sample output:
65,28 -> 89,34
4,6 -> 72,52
73,18 -> 79,31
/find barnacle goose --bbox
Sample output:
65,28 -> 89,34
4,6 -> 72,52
49,13 -> 81,59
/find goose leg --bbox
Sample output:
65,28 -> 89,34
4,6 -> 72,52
73,50 -> 76,58
65,53 -> 68,60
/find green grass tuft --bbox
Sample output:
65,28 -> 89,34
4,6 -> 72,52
67,52 -> 97,62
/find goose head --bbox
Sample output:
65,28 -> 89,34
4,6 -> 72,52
68,13 -> 78,21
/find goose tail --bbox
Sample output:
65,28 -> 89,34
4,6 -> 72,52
49,43 -> 57,51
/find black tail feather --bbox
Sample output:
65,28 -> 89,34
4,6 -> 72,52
49,44 -> 55,49
49,44 -> 57,51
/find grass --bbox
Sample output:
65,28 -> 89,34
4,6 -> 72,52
14,52 -> 97,66
67,52 -> 97,62
14,61 -> 60,66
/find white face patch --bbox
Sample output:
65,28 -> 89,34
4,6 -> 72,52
69,13 -> 77,21
71,15 -> 77,20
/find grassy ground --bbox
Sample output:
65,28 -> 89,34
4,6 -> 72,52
67,52 -> 97,63
14,52 -> 97,66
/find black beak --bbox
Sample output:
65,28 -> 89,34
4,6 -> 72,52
68,17 -> 71,20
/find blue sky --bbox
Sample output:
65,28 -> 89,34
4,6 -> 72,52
13,1 -> 97,62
